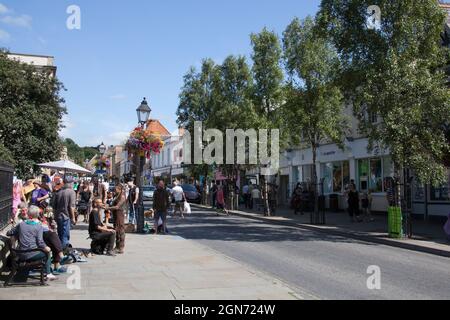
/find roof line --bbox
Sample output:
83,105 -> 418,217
8,52 -> 55,59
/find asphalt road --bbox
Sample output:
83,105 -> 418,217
166,206 -> 450,300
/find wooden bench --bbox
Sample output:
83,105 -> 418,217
3,238 -> 49,287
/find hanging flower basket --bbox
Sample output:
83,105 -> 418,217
126,126 -> 164,159
94,156 -> 111,169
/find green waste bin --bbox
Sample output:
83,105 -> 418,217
388,206 -> 403,239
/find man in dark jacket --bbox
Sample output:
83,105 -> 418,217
153,180 -> 170,234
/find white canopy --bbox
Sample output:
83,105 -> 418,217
38,160 -> 92,175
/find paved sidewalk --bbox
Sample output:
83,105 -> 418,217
194,204 -> 450,258
0,226 -> 302,300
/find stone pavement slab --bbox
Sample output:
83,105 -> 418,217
0,227 -> 301,300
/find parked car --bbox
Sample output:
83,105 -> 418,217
181,184 -> 202,204
143,185 -> 156,200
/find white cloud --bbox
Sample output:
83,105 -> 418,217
0,28 -> 10,42
109,94 -> 127,100
0,4 -> 9,14
0,14 -> 32,28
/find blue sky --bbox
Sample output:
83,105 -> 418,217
0,0 -> 320,147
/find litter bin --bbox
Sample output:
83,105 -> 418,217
329,194 -> 339,212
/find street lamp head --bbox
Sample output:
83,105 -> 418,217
136,97 -> 151,126
99,142 -> 107,155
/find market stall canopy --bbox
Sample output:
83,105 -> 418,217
38,160 -> 91,174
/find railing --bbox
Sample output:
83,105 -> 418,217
0,162 -> 13,231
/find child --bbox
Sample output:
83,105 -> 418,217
105,191 -> 114,224
361,190 -> 374,222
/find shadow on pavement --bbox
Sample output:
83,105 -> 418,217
168,210 -> 377,246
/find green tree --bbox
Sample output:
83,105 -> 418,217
318,0 -> 450,202
177,60 -> 219,201
250,28 -> 285,216
282,16 -> 348,218
0,50 -> 66,178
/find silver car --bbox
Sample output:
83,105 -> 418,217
142,185 -> 156,200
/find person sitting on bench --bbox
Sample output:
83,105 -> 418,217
7,205 -> 57,281
89,198 -> 116,256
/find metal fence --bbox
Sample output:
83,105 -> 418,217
0,162 -> 13,231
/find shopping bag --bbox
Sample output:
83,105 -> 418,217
158,217 -> 163,226
184,201 -> 192,214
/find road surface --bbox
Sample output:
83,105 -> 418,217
167,206 -> 450,300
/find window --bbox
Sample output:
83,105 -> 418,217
323,163 -> 333,194
322,161 -> 350,194
369,112 -> 378,124
358,157 -> 393,193
333,162 -> 342,193
430,169 -> 450,202
369,158 -> 383,192
358,159 -> 369,192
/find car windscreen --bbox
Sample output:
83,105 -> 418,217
143,186 -> 155,191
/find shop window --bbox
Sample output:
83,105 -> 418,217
430,169 -> 450,202
369,158 -> 383,192
333,162 -> 343,193
343,161 -> 350,190
323,163 -> 333,194
358,159 -> 369,192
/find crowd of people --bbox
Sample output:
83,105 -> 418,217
7,170 -> 191,282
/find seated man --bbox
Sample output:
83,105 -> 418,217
7,206 -> 57,281
89,197 -> 116,256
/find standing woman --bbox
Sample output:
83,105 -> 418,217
12,180 -> 26,224
107,184 -> 127,254
291,183 -> 303,215
78,182 -> 92,223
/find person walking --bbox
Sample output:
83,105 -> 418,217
216,185 -> 228,215
250,186 -> 261,211
52,177 -> 77,251
171,181 -> 186,218
153,180 -> 170,235
291,183 -> 303,215
211,182 -> 218,209
347,184 -> 361,223
107,184 -> 127,254
242,183 -> 250,209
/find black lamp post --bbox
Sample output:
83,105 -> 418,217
136,98 -> 151,233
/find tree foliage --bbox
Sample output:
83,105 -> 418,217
282,16 -> 348,194
319,0 -> 450,185
0,50 -> 66,178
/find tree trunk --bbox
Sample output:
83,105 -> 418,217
312,144 -> 319,223
202,166 -> 208,205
